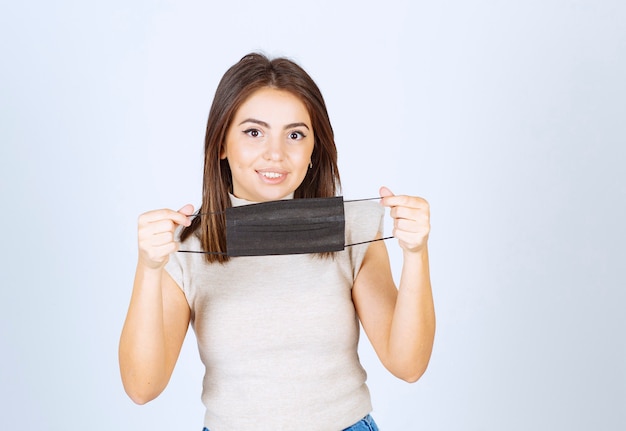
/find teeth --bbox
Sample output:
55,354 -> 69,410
261,172 -> 282,179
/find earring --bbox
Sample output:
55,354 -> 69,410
309,161 -> 313,169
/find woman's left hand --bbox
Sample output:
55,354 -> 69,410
379,186 -> 430,253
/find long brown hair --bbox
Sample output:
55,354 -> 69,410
180,53 -> 341,262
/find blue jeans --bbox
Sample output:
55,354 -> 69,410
342,414 -> 379,431
201,414 -> 379,431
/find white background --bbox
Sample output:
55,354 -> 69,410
1,1 -> 625,430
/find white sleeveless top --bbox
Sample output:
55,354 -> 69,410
165,196 -> 384,431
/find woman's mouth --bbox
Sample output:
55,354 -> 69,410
257,170 -> 287,183
259,171 -> 284,179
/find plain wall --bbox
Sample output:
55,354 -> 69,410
1,1 -> 625,429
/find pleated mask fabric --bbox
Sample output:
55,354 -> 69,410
225,196 -> 345,256
179,196 -> 390,257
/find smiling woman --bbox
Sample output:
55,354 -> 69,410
221,87 -> 315,203
180,53 -> 342,264
118,52 -> 435,431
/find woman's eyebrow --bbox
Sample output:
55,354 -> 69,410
283,122 -> 310,131
238,118 -> 269,128
238,118 -> 310,130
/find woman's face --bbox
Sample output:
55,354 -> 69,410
222,87 -> 315,202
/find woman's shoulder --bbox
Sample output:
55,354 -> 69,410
344,199 -> 384,224
343,199 -> 384,239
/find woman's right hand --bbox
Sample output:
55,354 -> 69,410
123,204 -> 194,403
137,204 -> 194,270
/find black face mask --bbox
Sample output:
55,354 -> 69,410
226,196 -> 345,256
179,197 -> 391,257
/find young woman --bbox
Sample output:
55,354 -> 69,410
119,53 -> 435,431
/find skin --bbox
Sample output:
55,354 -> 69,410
119,87 -> 435,404
220,87 -> 315,202
353,187 -> 435,382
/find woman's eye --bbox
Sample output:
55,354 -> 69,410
288,131 -> 306,140
244,128 -> 261,138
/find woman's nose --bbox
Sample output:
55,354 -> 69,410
263,135 -> 284,161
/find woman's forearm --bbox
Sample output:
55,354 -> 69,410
119,264 -> 170,403
387,247 -> 435,382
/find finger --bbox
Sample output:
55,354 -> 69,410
178,204 -> 195,218
390,205 -> 416,220
379,186 -> 400,209
379,186 -> 418,208
139,206 -> 193,227
175,204 -> 195,227
393,217 -> 422,233
138,209 -> 180,227
390,205 -> 430,222
379,186 -> 394,199
143,230 -> 176,248
139,218 -> 178,237
385,195 -> 429,211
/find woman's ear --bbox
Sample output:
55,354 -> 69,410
220,144 -> 227,160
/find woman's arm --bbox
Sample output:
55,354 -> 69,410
352,188 -> 435,383
119,206 -> 193,404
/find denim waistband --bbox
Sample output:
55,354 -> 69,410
202,414 -> 378,431
342,414 -> 379,431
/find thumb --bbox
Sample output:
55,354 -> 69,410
178,204 -> 195,216
379,186 -> 394,198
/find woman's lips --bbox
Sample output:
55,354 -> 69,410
257,169 -> 287,183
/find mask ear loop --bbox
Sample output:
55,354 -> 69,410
174,209 -> 229,255
345,236 -> 394,248
177,250 -> 227,255
343,197 -> 394,247
177,197 -> 394,254
178,236 -> 394,254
